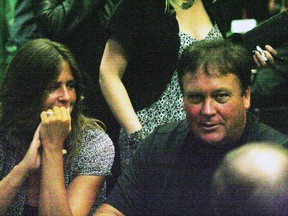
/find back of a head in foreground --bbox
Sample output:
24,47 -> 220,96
212,142 -> 288,216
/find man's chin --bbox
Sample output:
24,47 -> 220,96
198,134 -> 227,147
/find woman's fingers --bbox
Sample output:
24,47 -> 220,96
30,124 -> 41,148
41,107 -> 70,123
39,106 -> 71,149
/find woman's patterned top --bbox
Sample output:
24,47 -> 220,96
0,128 -> 115,215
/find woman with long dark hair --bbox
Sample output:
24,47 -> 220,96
0,38 -> 115,215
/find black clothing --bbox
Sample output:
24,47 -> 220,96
107,0 -> 238,111
106,113 -> 288,215
23,204 -> 38,216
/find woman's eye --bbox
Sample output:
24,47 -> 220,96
46,83 -> 60,91
67,81 -> 76,89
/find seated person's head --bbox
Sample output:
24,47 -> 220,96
177,40 -> 253,147
1,38 -> 83,145
212,142 -> 288,216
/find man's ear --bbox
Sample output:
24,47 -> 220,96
243,86 -> 251,110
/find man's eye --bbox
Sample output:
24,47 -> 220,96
187,94 -> 203,103
214,94 -> 229,103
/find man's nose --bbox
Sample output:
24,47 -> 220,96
201,99 -> 216,115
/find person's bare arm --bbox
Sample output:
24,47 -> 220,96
68,175 -> 105,215
40,162 -> 104,215
99,39 -> 142,135
0,165 -> 31,215
94,203 -> 125,216
0,126 -> 41,214
38,107 -> 103,215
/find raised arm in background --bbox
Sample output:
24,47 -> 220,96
99,38 -> 142,135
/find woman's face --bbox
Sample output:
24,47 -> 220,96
42,61 -> 76,114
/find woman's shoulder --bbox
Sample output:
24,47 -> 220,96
71,127 -> 114,175
78,127 -> 114,155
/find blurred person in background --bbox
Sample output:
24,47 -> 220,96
212,142 -> 288,216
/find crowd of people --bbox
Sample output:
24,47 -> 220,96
0,0 -> 288,215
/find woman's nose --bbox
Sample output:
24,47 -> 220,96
58,86 -> 71,101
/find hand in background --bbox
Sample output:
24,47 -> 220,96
253,45 -> 278,67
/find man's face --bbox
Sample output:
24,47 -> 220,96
182,68 -> 251,147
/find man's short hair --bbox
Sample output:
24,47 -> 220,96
212,142 -> 288,216
177,39 -> 253,95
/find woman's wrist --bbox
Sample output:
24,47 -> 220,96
14,163 -> 30,178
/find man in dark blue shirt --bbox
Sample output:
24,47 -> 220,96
95,40 -> 288,216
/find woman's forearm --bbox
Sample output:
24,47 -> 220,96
99,39 -> 142,135
0,126 -> 41,214
39,147 -> 73,215
0,164 -> 29,214
100,74 -> 142,134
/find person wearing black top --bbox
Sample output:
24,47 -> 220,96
95,40 -> 288,216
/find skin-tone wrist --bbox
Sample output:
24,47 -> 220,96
0,163 -> 31,214
41,138 -> 64,151
16,162 -> 32,178
100,39 -> 143,136
41,145 -> 64,156
126,125 -> 143,136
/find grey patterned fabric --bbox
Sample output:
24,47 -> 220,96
0,128 -> 115,216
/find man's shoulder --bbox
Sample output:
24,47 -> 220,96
255,122 -> 288,146
156,119 -> 190,134
140,120 -> 190,154
134,120 -> 190,178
